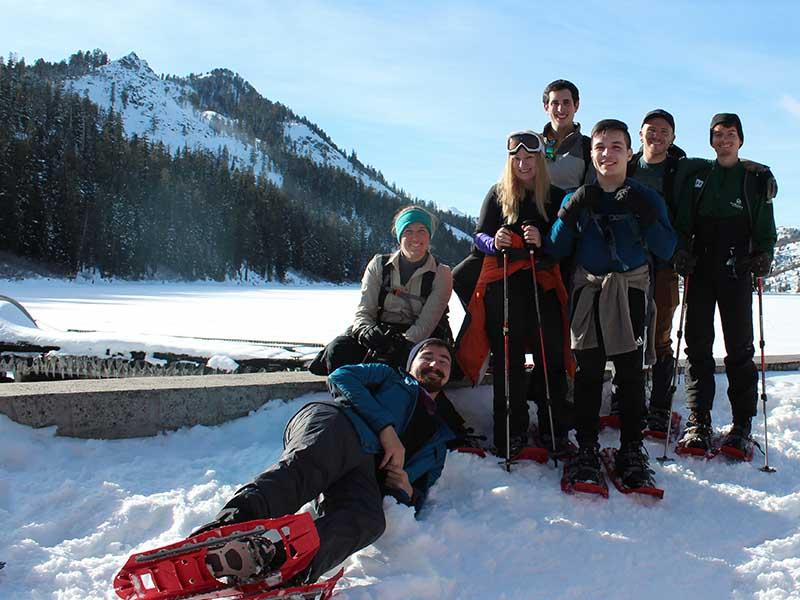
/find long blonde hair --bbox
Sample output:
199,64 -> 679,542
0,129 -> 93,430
496,152 -> 551,225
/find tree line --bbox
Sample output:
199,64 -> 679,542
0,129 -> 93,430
0,52 -> 473,282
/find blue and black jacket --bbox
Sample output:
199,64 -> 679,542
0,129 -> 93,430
327,362 -> 461,510
547,178 -> 676,274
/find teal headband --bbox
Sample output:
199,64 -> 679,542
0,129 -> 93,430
395,208 -> 433,242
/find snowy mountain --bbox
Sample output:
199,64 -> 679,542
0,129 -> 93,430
65,52 -> 396,195
0,50 -> 474,281
767,226 -> 800,292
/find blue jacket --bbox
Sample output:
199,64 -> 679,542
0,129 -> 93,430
547,178 -> 676,275
327,363 -> 457,508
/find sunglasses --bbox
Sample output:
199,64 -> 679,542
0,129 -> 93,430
507,131 -> 544,155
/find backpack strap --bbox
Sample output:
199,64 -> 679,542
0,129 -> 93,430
376,253 -> 393,322
581,135 -> 592,179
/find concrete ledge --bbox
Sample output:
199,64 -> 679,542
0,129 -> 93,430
1,355 -> 798,440
0,372 -> 328,439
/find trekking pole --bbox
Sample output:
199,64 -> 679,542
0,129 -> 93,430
756,276 -> 776,473
525,241 -> 558,468
658,275 -> 689,464
502,247 -> 512,472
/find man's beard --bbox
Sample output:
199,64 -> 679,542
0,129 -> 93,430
418,368 -> 446,392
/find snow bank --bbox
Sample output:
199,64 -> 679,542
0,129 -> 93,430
2,374 -> 800,599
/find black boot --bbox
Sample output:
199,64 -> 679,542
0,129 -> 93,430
721,419 -> 752,454
540,430 -> 577,458
678,410 -> 713,450
494,433 -> 528,459
645,407 -> 671,434
615,442 -> 656,489
568,444 -> 602,485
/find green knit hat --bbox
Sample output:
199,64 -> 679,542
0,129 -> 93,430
395,207 -> 433,242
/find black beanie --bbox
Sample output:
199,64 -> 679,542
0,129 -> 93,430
709,113 -> 744,147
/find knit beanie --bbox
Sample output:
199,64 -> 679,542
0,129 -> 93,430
394,208 -> 433,242
406,338 -> 453,372
710,113 -> 744,147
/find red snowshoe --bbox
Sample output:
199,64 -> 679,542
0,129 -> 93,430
599,414 -> 621,430
643,411 -> 682,442
560,446 -> 609,498
113,514 -> 339,600
716,424 -> 755,462
599,447 -> 664,499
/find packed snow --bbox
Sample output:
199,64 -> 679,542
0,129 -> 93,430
1,280 -> 800,599
1,279 -> 797,364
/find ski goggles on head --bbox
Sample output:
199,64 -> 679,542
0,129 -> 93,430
507,130 -> 545,155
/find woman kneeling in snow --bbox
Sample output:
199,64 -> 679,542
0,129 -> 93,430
309,206 -> 453,375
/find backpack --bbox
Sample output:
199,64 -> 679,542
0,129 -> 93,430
376,254 -> 453,343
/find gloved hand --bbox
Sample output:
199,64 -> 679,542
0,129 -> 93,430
557,184 -> 603,228
672,248 -> 697,276
190,484 -> 264,536
615,185 -> 657,227
741,160 -> 778,200
736,251 -> 772,277
356,324 -> 393,354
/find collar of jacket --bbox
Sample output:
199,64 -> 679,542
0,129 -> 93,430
387,250 -> 438,275
542,122 -> 583,146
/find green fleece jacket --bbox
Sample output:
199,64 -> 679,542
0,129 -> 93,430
673,159 -> 777,257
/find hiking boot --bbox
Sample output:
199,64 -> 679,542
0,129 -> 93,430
720,420 -> 752,454
494,433 -> 528,459
541,431 -> 577,459
615,442 -> 656,489
205,536 -> 286,582
645,408 -> 671,434
568,445 -> 602,485
678,410 -> 713,450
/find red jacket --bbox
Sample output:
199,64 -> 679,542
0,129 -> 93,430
456,234 -> 575,385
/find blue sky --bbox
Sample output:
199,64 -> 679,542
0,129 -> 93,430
2,0 -> 800,225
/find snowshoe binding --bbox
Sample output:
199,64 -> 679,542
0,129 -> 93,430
643,409 -> 682,442
494,433 -> 549,464
561,445 -> 608,498
113,514 -> 337,600
676,410 -> 714,457
717,421 -> 755,462
601,444 -> 663,499
531,425 -> 577,460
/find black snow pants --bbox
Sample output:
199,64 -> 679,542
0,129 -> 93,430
248,403 -> 385,582
572,287 -> 647,448
484,267 -> 568,449
684,220 -> 758,423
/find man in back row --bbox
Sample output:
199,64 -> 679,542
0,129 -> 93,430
625,109 -> 687,433
672,113 -> 777,454
541,79 -> 595,192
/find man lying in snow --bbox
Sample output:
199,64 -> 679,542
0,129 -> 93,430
193,337 -> 468,586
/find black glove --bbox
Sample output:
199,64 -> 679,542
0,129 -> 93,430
356,324 -> 393,354
672,249 -> 697,276
615,186 -> 657,227
741,160 -> 778,200
737,251 -> 772,277
190,484 -> 264,536
557,184 -> 602,228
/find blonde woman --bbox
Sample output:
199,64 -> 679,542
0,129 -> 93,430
309,206 -> 453,375
456,131 -> 573,458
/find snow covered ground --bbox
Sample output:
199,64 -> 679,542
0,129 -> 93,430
1,280 -> 800,599
1,278 -> 798,360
